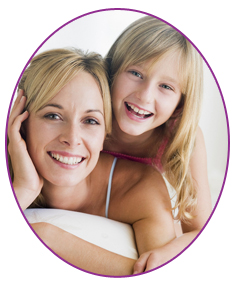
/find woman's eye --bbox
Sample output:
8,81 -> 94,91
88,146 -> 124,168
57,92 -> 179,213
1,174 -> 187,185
129,70 -> 142,79
84,118 -> 100,125
44,113 -> 61,120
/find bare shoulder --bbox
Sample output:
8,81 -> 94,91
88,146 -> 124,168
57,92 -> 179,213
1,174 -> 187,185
109,158 -> 176,252
115,158 -> 166,194
110,158 -> 171,223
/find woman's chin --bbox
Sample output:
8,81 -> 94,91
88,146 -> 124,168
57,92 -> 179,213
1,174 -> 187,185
42,172 -> 87,188
45,178 -> 82,188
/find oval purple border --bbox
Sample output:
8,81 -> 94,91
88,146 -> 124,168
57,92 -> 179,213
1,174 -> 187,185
5,7 -> 230,279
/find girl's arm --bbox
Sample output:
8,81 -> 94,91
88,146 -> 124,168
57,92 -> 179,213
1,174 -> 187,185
8,90 -> 43,210
133,127 -> 212,273
182,126 -> 212,233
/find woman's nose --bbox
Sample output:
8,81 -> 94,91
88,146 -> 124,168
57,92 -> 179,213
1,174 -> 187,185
59,124 -> 82,147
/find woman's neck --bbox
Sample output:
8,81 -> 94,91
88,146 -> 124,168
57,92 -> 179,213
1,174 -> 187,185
104,118 -> 156,158
41,175 -> 92,211
40,156 -> 111,215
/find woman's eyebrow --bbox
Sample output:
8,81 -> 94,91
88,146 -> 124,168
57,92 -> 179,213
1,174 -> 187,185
39,105 -> 103,116
39,103 -> 64,110
85,109 -> 104,116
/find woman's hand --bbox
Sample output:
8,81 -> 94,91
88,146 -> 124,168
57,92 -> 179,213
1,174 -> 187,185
8,90 -> 43,210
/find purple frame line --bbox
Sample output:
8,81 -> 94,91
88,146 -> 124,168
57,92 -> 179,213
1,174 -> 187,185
5,7 -> 230,278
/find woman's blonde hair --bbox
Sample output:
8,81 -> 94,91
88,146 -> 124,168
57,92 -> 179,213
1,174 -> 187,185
9,48 -> 112,207
20,48 -> 111,132
105,16 -> 203,223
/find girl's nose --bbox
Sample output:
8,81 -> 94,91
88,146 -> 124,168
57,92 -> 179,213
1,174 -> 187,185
59,124 -> 82,147
137,81 -> 155,104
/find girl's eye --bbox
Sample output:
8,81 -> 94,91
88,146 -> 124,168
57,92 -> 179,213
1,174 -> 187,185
129,70 -> 142,79
44,113 -> 61,120
160,84 -> 173,91
84,118 -> 100,125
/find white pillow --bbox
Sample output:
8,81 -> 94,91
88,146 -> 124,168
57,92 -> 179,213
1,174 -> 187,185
24,208 -> 138,260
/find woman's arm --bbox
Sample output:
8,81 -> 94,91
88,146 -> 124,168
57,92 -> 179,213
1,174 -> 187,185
31,222 -> 136,276
133,127 -> 212,273
8,90 -> 43,210
30,168 -> 176,276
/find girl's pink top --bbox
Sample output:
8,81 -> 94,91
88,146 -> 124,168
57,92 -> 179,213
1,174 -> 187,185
103,139 -> 167,173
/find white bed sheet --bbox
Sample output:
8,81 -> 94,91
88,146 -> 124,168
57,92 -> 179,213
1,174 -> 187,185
24,208 -> 138,260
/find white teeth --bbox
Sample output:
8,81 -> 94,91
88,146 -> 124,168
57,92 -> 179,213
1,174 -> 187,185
144,111 -> 151,115
50,153 -> 82,165
127,103 -> 152,116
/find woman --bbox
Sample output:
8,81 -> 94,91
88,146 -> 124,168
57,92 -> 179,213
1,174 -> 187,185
8,48 -> 176,276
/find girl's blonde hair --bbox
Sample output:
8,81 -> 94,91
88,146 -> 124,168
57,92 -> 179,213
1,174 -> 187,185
9,48 -> 112,207
105,16 -> 203,223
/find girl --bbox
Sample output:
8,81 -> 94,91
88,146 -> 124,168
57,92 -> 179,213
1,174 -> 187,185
103,16 -> 212,273
7,48 -> 176,276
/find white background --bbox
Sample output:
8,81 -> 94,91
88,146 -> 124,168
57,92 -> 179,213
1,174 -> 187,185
1,1 -> 233,287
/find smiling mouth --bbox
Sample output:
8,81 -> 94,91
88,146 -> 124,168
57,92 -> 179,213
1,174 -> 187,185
125,102 -> 154,119
48,152 -> 85,165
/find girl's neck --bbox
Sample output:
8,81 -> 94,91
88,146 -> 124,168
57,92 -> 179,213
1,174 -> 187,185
104,118 -> 156,158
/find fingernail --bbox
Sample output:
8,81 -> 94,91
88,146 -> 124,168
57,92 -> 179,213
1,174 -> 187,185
17,89 -> 22,97
19,95 -> 26,102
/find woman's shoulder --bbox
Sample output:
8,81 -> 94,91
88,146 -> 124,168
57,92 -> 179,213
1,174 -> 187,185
113,156 -> 167,198
99,151 -> 158,177
108,156 -> 171,223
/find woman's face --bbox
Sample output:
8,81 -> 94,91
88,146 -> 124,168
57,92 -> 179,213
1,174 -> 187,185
111,52 -> 182,136
26,72 -> 105,187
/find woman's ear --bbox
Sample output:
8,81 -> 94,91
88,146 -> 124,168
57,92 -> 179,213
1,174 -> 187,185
20,124 -> 26,141
18,89 -> 27,140
20,117 -> 28,141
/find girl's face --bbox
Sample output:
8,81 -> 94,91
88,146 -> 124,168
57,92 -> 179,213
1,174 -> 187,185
111,52 -> 182,136
26,72 -> 105,187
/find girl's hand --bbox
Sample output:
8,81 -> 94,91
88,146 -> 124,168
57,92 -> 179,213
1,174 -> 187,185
133,248 -> 170,274
8,90 -> 43,210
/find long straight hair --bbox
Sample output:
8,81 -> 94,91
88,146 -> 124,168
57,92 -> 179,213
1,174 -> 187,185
105,16 -> 203,222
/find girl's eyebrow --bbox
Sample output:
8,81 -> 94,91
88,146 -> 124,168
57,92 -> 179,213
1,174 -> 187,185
162,76 -> 179,84
128,63 -> 144,69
